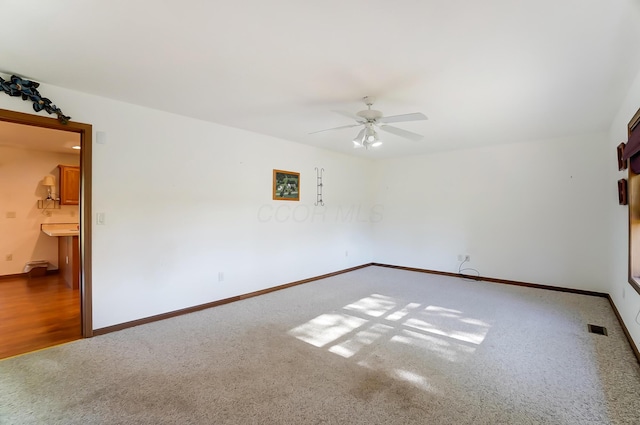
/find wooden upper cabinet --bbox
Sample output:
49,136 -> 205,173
58,164 -> 80,205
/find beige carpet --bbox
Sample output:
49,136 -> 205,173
1,266 -> 640,424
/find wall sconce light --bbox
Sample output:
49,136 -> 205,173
43,175 -> 56,200
38,175 -> 61,211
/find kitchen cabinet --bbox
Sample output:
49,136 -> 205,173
58,164 -> 80,205
58,235 -> 79,289
41,224 -> 80,290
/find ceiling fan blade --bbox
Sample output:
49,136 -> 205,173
309,123 -> 362,134
332,110 -> 366,123
379,124 -> 424,141
378,112 -> 427,124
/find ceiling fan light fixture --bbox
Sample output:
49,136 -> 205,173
365,125 -> 377,141
310,96 -> 426,151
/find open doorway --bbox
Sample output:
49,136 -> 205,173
0,108 -> 92,359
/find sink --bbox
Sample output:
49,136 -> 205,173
41,223 -> 79,237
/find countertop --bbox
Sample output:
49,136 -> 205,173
41,223 -> 79,237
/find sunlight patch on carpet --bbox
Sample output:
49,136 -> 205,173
391,329 -> 476,361
344,294 -> 398,317
288,313 -> 367,347
393,368 -> 439,393
385,303 -> 422,321
403,317 -> 488,345
328,324 -> 394,358
288,294 -> 491,363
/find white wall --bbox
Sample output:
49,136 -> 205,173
607,67 -> 640,351
0,146 -> 79,275
0,83 -> 375,329
1,75 -> 636,345
372,133 -> 610,293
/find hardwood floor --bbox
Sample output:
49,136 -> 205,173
0,273 -> 81,360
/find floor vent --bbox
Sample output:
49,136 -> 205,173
588,324 -> 608,336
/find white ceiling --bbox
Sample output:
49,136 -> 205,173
1,0 -> 640,158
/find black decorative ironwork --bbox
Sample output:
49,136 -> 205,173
315,167 -> 324,206
0,74 -> 70,124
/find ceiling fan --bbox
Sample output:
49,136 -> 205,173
310,96 -> 428,149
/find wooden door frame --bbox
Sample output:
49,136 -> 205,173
0,108 -> 93,337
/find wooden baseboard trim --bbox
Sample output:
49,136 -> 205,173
93,263 -> 373,336
93,296 -> 242,336
92,261 -> 640,367
370,263 -> 609,298
372,263 -> 640,363
237,263 -> 373,300
0,269 -> 60,281
606,295 -> 640,365
0,273 -> 26,280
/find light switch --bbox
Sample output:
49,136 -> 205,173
96,212 -> 105,225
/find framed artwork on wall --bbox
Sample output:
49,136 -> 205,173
273,169 -> 300,201
618,142 -> 628,170
618,178 -> 628,205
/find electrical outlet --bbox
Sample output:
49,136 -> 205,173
5,254 -> 12,261
218,272 -> 224,282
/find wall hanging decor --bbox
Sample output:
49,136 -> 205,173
618,178 -> 628,205
314,167 -> 324,206
618,142 -> 627,170
273,169 -> 300,201
0,74 -> 70,124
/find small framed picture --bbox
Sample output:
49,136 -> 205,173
273,169 -> 300,201
618,179 -> 628,205
617,142 -> 627,170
